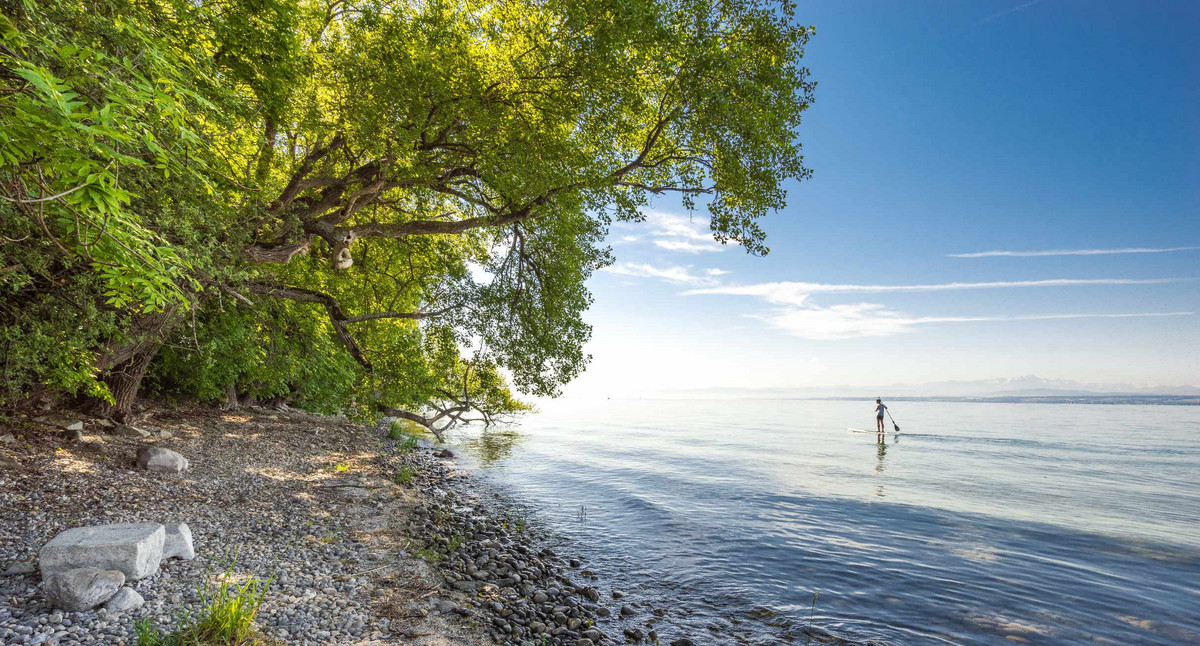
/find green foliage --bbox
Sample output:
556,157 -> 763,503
135,572 -> 272,646
0,0 -> 813,421
389,421 -> 421,450
146,301 -> 361,414
411,544 -> 445,564
388,419 -> 421,439
394,466 -> 417,485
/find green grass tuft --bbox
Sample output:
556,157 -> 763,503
389,420 -> 426,452
394,466 -> 417,485
136,570 -> 273,646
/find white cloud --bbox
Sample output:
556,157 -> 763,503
685,277 -> 1181,306
949,246 -> 1200,258
654,239 -> 723,253
638,210 -> 725,254
755,306 -> 1192,340
683,277 -> 1191,339
602,262 -> 727,286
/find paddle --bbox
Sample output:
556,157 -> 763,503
886,409 -> 901,433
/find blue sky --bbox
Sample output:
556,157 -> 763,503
566,0 -> 1199,396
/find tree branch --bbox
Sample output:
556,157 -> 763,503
246,283 -> 373,370
246,283 -> 458,367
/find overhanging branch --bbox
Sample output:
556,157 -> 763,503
246,283 -> 459,371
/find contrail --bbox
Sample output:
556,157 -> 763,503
949,246 -> 1200,258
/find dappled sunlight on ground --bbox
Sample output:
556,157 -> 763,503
48,451 -> 100,475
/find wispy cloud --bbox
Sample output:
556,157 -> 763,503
950,246 -> 1200,258
685,277 -> 1181,306
755,305 -> 1191,340
616,210 -> 724,254
602,262 -> 727,286
977,0 -> 1046,25
601,258 -> 1191,340
655,239 -> 723,253
682,276 -> 1191,339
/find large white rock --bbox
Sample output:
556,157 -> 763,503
40,523 -> 165,581
44,567 -> 124,611
103,586 -> 145,614
136,446 -> 189,473
163,523 -> 195,560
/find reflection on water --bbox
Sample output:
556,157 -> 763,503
460,428 -> 524,465
453,399 -> 1200,646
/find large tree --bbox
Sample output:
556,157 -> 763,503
0,0 -> 815,432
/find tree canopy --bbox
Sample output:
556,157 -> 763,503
0,0 -> 814,435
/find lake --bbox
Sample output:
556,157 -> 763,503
446,398 -> 1200,645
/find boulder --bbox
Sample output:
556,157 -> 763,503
163,523 -> 195,560
0,433 -> 15,444
434,448 -> 455,458
0,455 -> 18,470
112,424 -> 151,439
35,415 -> 83,431
104,586 -> 145,614
136,446 -> 189,473
44,567 -> 124,612
63,429 -> 84,442
40,523 -> 165,581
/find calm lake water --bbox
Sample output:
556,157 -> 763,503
446,399 -> 1200,645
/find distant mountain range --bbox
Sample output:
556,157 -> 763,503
670,375 -> 1200,399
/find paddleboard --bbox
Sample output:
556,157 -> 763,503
849,428 -> 899,434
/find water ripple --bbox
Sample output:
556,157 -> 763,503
453,399 -> 1200,645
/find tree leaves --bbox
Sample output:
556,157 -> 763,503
1,0 -> 814,422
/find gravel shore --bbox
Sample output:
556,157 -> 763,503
0,408 -> 493,645
0,407 -> 693,646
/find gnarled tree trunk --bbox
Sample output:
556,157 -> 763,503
90,346 -> 158,422
88,306 -> 180,421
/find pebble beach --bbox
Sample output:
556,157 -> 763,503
0,407 -> 695,646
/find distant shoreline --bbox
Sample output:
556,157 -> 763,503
601,394 -> 1200,406
806,395 -> 1199,406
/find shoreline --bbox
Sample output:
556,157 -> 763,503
0,406 -> 720,646
1,405 -> 870,646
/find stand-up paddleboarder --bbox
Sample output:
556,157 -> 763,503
875,398 -> 888,435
